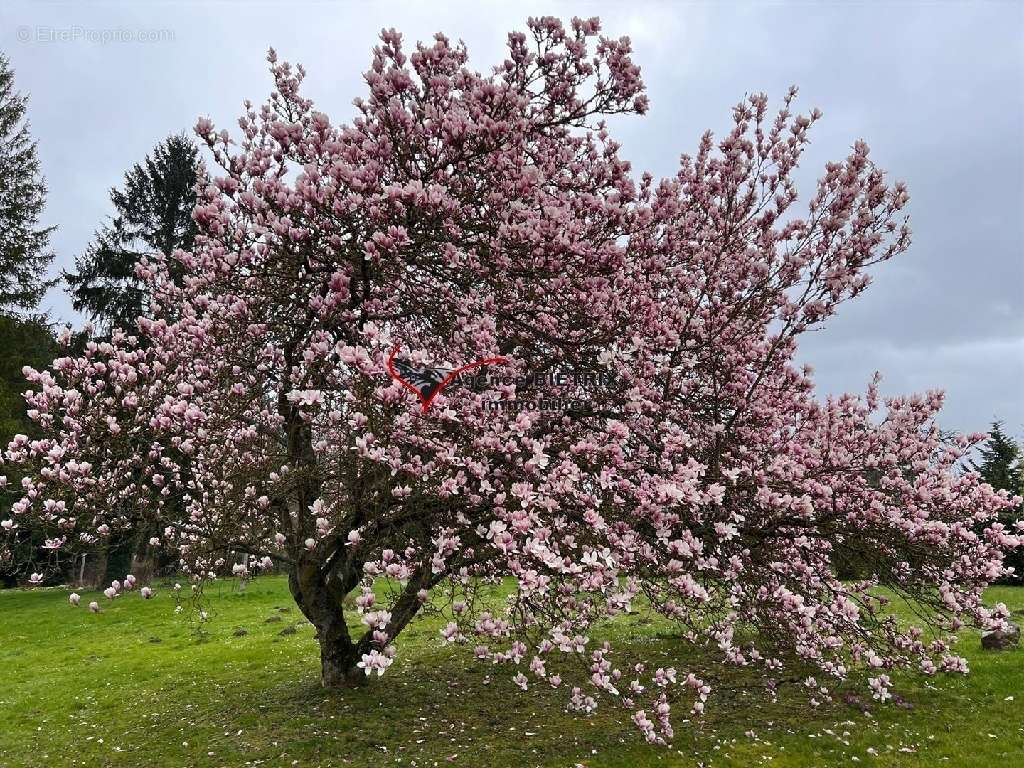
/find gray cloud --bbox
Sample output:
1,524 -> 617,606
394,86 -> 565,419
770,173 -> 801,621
2,0 -> 1021,434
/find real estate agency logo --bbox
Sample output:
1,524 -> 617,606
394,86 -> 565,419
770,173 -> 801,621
386,343 -> 618,416
386,343 -> 508,413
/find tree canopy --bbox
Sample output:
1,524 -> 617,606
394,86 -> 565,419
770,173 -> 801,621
65,134 -> 200,335
0,53 -> 55,311
2,18 -> 1020,744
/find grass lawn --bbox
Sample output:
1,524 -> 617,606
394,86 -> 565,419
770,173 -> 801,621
1,577 -> 1022,768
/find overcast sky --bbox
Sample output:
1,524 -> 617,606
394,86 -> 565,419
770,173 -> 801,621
2,0 -> 1022,435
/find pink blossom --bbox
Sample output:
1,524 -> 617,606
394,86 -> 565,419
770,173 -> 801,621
357,649 -> 394,677
0,19 -> 1015,747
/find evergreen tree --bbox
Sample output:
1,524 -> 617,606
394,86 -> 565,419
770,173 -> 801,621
0,53 -> 55,311
0,314 -> 58,586
63,138 -> 200,582
972,422 -> 1024,493
971,421 -> 1024,580
64,134 -> 200,334
0,314 -> 57,443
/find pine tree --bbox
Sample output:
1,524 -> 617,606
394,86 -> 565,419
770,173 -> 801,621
971,421 -> 1024,580
64,134 -> 200,334
0,313 -> 58,586
62,136 -> 201,582
972,422 -> 1024,494
0,53 -> 56,311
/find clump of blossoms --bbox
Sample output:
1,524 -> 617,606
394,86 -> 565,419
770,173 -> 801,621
1,17 -> 1019,745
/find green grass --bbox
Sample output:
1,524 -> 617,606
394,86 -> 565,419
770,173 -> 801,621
1,578 -> 1022,767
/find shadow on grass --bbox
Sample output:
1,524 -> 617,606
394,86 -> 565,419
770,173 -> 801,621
1,580 -> 1022,768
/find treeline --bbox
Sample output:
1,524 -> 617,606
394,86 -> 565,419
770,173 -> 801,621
0,52 -> 197,586
0,51 -> 1021,587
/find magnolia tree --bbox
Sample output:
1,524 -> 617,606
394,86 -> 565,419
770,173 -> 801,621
2,17 -> 1020,744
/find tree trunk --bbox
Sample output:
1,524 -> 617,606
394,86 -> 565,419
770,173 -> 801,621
82,544 -> 108,588
129,545 -> 157,583
319,633 -> 367,687
288,556 -> 365,688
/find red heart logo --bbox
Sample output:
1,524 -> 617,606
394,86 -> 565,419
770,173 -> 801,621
386,343 -> 508,412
